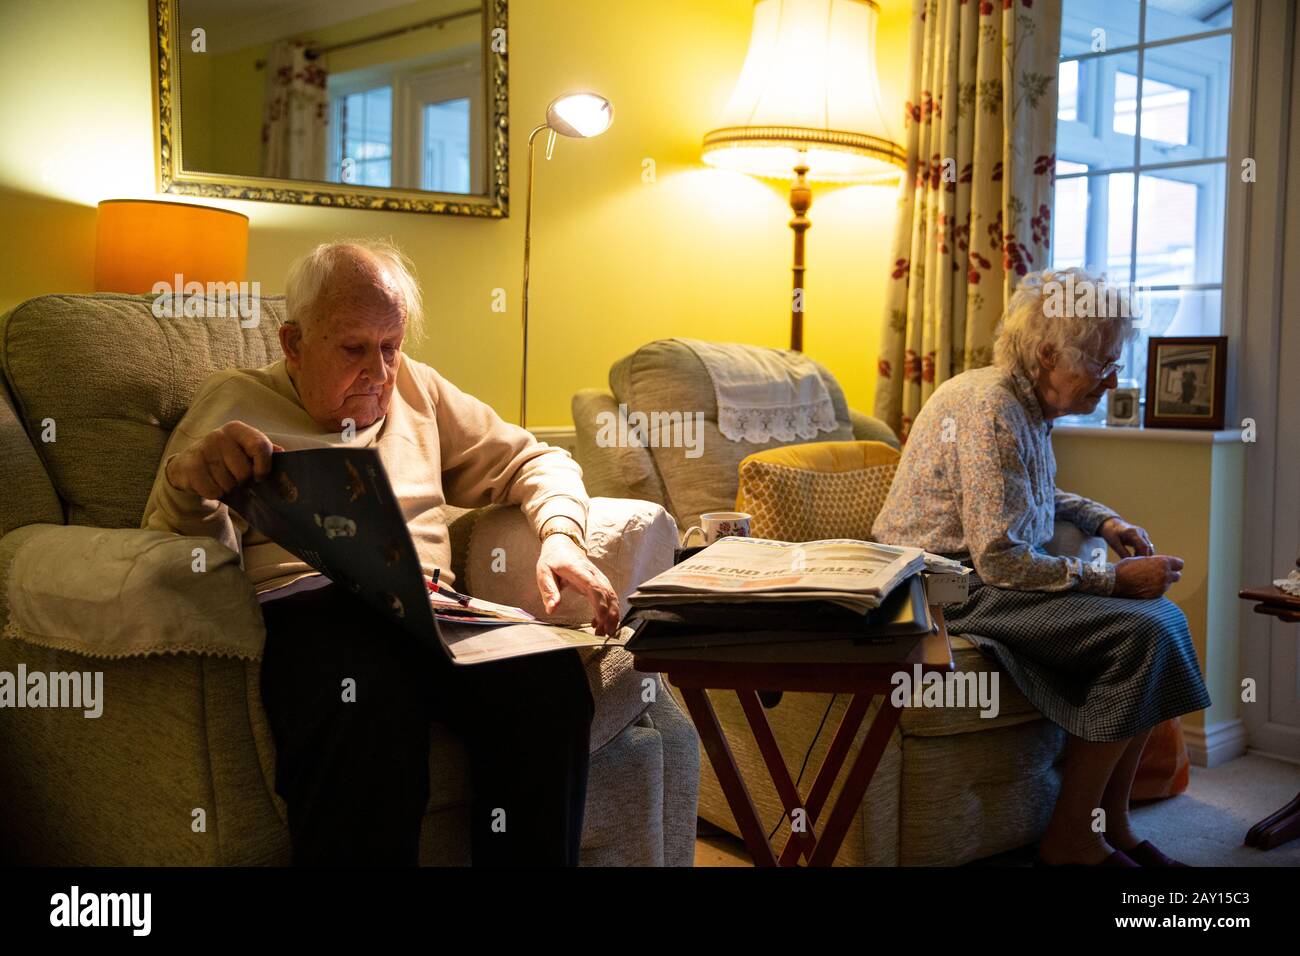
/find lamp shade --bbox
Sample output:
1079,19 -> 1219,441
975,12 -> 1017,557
546,92 -> 615,138
94,199 -> 249,293
702,0 -> 905,183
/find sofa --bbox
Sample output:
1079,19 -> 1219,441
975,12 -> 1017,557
0,293 -> 700,867
572,339 -> 1089,866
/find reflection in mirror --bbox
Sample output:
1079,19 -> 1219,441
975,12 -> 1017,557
157,0 -> 506,216
180,1 -> 483,193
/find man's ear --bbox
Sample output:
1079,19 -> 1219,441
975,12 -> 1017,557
280,322 -> 302,366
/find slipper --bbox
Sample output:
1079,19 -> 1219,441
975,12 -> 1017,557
1032,849 -> 1140,867
1124,840 -> 1188,867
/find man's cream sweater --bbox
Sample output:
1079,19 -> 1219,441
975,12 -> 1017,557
141,356 -> 589,593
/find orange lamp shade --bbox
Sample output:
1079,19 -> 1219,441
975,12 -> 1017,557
94,199 -> 249,293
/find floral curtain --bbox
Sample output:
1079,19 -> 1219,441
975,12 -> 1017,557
873,0 -> 1061,441
261,40 -> 329,181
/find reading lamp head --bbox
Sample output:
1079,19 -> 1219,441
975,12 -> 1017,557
545,92 -> 614,138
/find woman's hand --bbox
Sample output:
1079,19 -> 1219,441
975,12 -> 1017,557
1113,555 -> 1184,599
1098,516 -> 1155,557
535,535 -> 622,636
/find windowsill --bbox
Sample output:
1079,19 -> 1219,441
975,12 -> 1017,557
1052,422 -> 1240,443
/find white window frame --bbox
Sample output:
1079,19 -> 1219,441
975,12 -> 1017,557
1053,0 -> 1235,412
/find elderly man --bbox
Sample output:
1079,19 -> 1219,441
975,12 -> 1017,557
142,239 -> 619,866
872,267 -> 1211,868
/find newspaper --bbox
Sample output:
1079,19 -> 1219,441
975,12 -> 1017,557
223,446 -> 629,665
630,537 -> 927,612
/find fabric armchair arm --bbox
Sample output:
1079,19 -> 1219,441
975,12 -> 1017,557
849,408 -> 901,449
1,524 -> 265,659
460,497 -> 678,627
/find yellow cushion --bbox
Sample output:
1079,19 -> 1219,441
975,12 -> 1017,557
736,440 -> 901,543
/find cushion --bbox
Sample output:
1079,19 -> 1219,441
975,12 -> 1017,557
736,440 -> 901,542
608,340 -> 854,532
0,293 -> 286,529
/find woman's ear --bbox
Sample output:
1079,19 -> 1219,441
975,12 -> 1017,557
1036,340 -> 1057,371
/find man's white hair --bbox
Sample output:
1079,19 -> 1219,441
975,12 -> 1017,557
993,267 -> 1136,379
284,238 -> 424,344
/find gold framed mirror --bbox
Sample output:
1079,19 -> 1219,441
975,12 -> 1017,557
151,0 -> 508,217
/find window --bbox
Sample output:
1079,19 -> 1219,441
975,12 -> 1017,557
325,59 -> 483,195
1052,0 -> 1233,425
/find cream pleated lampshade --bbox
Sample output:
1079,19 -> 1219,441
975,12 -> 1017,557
703,0 -> 905,183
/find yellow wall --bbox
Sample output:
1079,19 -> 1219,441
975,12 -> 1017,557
0,0 -> 912,425
1053,434 -> 1245,740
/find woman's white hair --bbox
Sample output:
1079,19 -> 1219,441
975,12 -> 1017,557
284,238 -> 424,344
992,267 -> 1136,378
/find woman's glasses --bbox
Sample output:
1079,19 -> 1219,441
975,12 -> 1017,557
1082,356 -> 1124,380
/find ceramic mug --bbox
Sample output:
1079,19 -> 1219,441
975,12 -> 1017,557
683,511 -> 752,547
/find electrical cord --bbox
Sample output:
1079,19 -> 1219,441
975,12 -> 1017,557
766,693 -> 837,844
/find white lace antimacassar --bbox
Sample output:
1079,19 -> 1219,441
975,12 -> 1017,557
1274,569 -> 1300,597
717,397 -> 839,443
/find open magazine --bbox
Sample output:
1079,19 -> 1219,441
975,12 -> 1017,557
222,447 -> 630,665
629,536 -> 928,613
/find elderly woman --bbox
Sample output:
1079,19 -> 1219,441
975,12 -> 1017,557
142,239 -> 619,866
872,267 -> 1211,868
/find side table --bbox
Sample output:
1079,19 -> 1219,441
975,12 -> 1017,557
632,606 -> 954,866
1236,583 -> 1300,850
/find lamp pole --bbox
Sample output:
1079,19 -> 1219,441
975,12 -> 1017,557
788,158 -> 812,352
520,123 -> 551,429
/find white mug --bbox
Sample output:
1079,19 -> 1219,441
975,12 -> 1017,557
683,511 -> 752,547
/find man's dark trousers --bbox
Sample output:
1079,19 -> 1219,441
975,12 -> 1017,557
259,582 -> 595,866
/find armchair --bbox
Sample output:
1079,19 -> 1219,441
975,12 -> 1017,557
0,293 -> 699,866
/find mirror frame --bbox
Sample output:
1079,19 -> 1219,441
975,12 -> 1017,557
151,0 -> 509,218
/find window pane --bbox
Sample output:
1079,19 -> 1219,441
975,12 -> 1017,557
1146,0 -> 1232,43
1058,60 -> 1079,122
422,98 -> 471,194
1053,169 -> 1088,269
1061,0 -> 1139,57
1140,33 -> 1232,163
1135,173 -> 1222,285
1114,71 -> 1189,143
337,86 -> 392,187
1104,172 -> 1135,283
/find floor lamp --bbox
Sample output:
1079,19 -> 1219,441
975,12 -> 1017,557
702,0 -> 906,352
520,92 -> 614,428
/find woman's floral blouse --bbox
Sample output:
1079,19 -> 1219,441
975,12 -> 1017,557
872,364 -> 1119,594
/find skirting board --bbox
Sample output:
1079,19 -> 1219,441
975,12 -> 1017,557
1184,718 -> 1248,768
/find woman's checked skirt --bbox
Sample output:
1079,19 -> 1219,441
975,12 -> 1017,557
942,575 -> 1213,742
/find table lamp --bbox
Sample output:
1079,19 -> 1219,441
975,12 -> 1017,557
702,0 -> 905,351
95,199 -> 249,293
520,92 -> 614,428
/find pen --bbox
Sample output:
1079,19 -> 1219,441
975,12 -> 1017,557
429,568 -> 471,606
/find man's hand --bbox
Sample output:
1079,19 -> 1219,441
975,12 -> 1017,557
1099,516 -> 1155,558
1113,555 -> 1184,599
535,534 -> 621,636
165,420 -> 284,500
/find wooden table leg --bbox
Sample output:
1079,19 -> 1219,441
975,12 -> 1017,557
676,685 -> 779,866
1246,791 -> 1300,850
808,697 -> 902,867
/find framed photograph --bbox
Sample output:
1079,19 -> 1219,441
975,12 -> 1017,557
1143,336 -> 1227,430
1107,387 -> 1141,426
